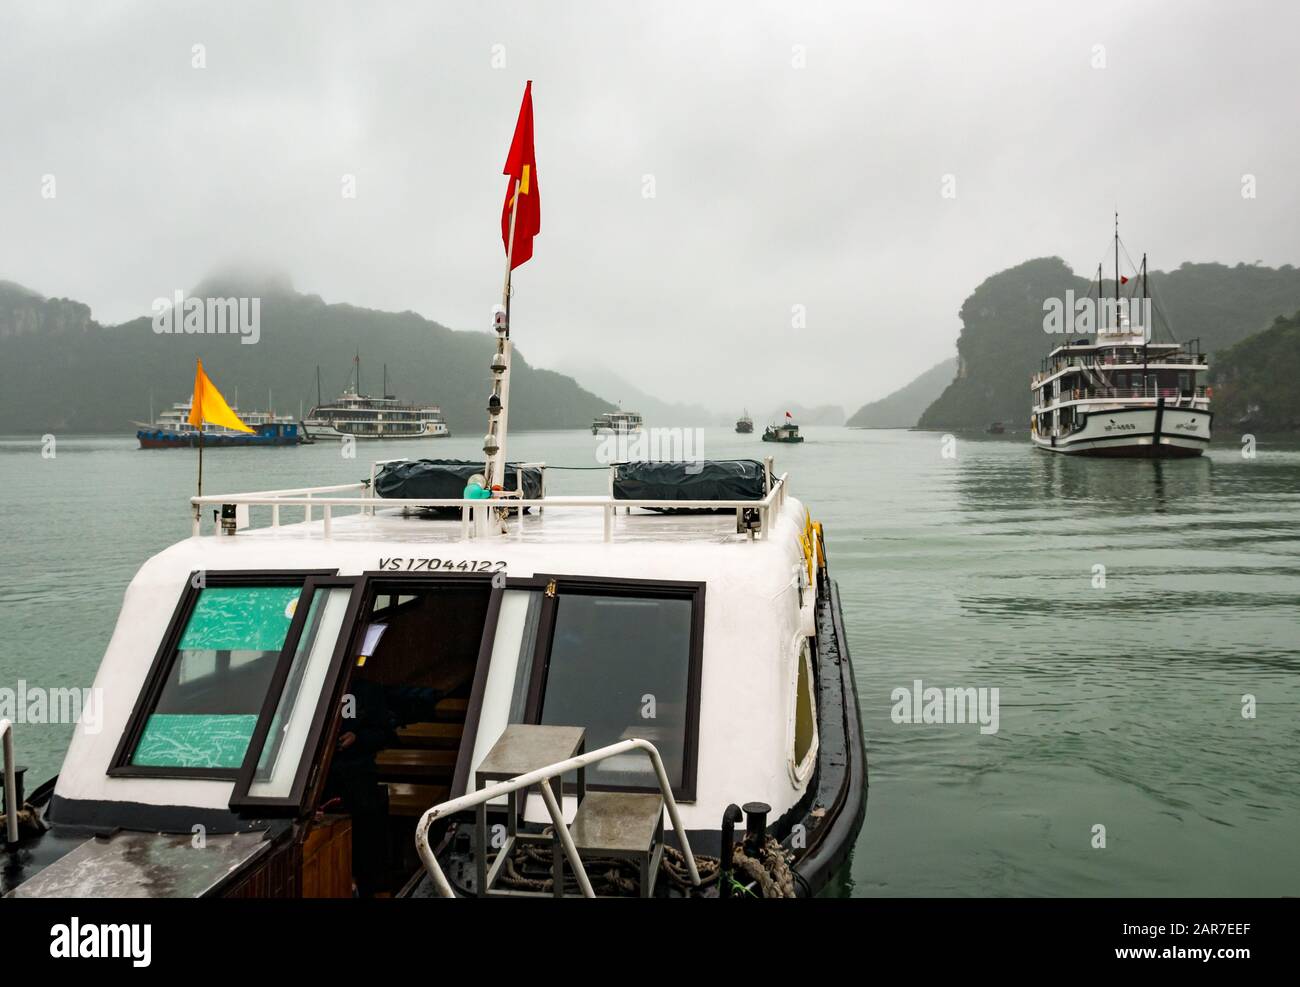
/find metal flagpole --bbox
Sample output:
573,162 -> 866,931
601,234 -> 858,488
485,177 -> 521,497
196,422 -> 204,519
192,363 -> 204,523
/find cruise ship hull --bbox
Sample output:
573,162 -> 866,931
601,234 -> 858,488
1032,404 -> 1211,457
137,423 -> 308,448
304,421 -> 450,440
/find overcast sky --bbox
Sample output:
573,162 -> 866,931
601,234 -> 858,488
2,0 -> 1297,412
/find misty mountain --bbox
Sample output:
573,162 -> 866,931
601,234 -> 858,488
1211,311 -> 1300,431
847,358 -> 957,428
0,280 -> 96,339
0,277 -> 612,434
917,259 -> 1300,429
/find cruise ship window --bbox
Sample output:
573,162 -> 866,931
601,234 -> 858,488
129,585 -> 301,771
530,578 -> 705,800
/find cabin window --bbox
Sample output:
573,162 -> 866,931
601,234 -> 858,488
244,585 -> 354,799
465,588 -> 545,783
529,578 -> 705,800
130,585 -> 301,770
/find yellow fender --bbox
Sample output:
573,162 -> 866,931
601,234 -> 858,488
799,510 -> 823,584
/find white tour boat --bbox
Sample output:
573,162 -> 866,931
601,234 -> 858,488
305,362 -> 449,441
591,410 -> 643,435
1,110 -> 865,897
1031,225 -> 1212,458
1,450 -> 865,898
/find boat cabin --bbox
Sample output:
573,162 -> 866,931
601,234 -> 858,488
4,457 -> 864,898
590,411 -> 644,434
762,422 -> 803,443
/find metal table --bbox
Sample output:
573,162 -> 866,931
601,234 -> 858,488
474,724 -> 586,897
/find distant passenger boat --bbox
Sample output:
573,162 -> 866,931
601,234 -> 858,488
986,421 -> 1005,435
135,400 -> 308,448
762,412 -> 803,443
591,410 -> 643,435
735,410 -> 754,434
1031,220 -> 1211,458
304,360 -> 449,440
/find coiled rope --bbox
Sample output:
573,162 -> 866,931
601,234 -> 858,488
490,828 -> 795,897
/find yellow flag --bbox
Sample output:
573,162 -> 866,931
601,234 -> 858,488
187,359 -> 253,433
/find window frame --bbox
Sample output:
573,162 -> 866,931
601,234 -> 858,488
450,575 -> 550,797
353,571 -> 507,803
522,573 -> 706,802
227,575 -> 366,812
108,569 -> 337,781
236,569 -> 508,815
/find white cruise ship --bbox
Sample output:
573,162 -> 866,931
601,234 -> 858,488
591,410 -> 643,435
305,362 -> 449,440
1030,225 -> 1211,458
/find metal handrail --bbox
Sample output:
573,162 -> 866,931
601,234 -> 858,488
1032,387 -> 1212,412
413,738 -> 700,898
189,471 -> 790,542
1032,351 -> 1208,386
2,719 -> 18,844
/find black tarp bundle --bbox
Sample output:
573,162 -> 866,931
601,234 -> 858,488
611,459 -> 768,513
374,459 -> 543,516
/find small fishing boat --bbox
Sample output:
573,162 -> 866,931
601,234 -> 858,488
986,422 -> 1005,435
1031,219 -> 1211,458
762,412 -> 803,443
735,410 -> 754,434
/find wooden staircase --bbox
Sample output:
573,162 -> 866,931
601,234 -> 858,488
379,694 -> 471,816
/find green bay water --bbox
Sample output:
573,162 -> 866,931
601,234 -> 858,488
2,427 -> 1298,897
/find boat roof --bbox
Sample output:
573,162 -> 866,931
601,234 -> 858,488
1046,338 -> 1183,356
53,459 -> 816,833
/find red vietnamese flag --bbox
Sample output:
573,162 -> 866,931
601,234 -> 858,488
502,81 -> 540,269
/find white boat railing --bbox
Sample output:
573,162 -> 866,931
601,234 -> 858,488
2,719 -> 18,844
189,463 -> 789,542
413,737 -> 700,898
